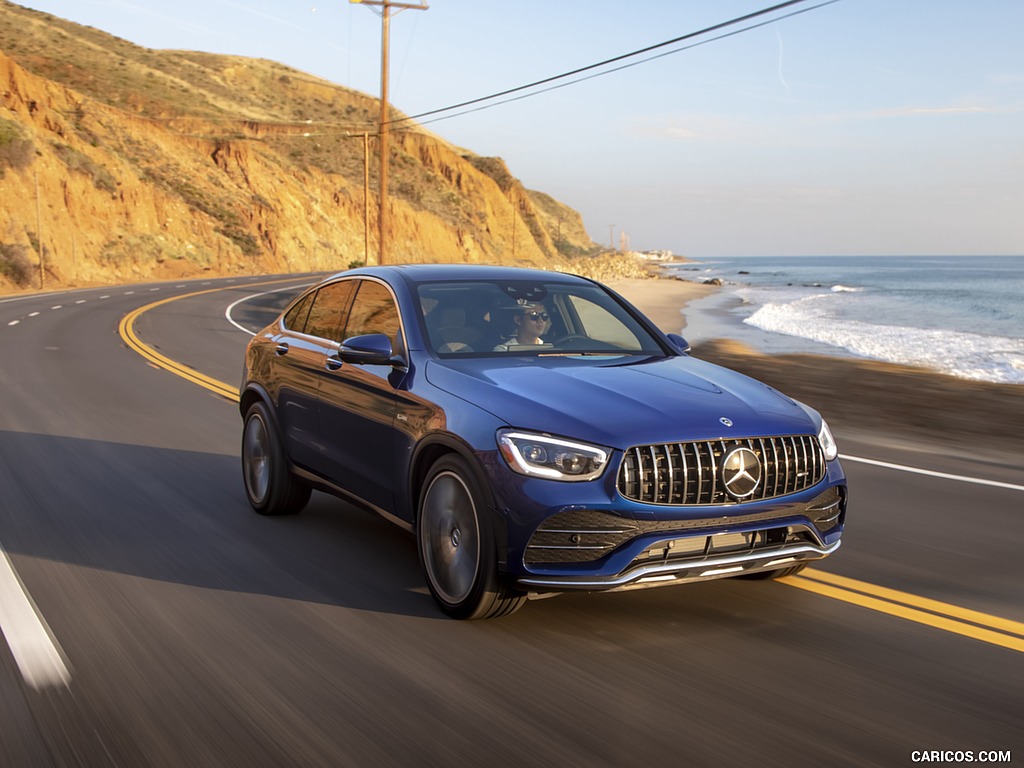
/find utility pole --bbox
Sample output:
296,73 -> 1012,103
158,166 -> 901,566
608,224 -> 615,252
363,132 -> 370,265
35,168 -> 43,290
510,193 -> 517,259
350,0 -> 428,265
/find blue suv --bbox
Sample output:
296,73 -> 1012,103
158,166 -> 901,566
240,265 -> 846,619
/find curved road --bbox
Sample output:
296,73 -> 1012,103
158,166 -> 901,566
1,276 -> 1021,767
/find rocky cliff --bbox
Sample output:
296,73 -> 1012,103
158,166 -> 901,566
0,0 -> 603,291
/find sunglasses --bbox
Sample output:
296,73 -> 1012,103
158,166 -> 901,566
525,311 -> 549,321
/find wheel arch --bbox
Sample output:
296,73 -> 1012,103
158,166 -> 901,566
410,435 -> 486,512
239,382 -> 274,421
408,434 -> 510,568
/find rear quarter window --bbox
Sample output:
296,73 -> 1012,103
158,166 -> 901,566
283,292 -> 315,332
304,281 -> 357,340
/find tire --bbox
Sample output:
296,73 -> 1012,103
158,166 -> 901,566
417,455 -> 526,620
241,401 -> 311,516
737,562 -> 808,580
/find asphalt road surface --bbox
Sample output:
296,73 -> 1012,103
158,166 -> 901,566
1,275 -> 1021,767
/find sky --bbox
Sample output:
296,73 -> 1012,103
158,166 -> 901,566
10,0 -> 1024,257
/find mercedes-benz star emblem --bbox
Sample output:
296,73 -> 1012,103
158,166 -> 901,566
719,417 -> 733,427
721,446 -> 762,499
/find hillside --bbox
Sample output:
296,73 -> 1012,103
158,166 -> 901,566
0,0 -> 604,291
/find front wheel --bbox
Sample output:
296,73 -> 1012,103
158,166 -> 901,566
241,401 -> 311,516
417,455 -> 525,620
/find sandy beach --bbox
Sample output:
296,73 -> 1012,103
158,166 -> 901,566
608,275 -> 1024,461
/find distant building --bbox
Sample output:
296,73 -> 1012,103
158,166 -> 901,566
633,250 -> 676,262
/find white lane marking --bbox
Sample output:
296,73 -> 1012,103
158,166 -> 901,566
224,283 -> 315,336
842,454 -> 1024,492
29,312 -> 40,317
7,320 -> 19,326
0,547 -> 71,689
0,292 -> 68,305
100,295 -> 110,300
50,305 -> 62,310
75,300 -> 86,304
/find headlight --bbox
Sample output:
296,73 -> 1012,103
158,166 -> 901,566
497,430 -> 609,482
818,419 -> 838,461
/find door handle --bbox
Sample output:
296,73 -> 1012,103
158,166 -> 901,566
325,356 -> 344,371
275,343 -> 290,356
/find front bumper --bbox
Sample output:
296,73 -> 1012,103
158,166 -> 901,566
517,534 -> 839,593
491,456 -> 847,593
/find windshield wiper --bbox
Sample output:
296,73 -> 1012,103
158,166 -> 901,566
537,351 -> 626,357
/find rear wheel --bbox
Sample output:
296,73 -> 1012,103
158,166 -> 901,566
241,401 -> 311,516
417,455 -> 525,619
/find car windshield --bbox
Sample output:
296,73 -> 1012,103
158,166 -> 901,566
417,279 -> 666,358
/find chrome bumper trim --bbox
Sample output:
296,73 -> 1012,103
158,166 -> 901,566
518,540 -> 841,592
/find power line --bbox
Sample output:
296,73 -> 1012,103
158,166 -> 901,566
404,0 -> 842,129
45,1 -> 842,144
393,0 -> 842,128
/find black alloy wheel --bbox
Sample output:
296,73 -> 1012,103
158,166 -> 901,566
241,401 -> 311,516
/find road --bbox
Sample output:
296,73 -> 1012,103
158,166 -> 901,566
1,275 -> 1021,767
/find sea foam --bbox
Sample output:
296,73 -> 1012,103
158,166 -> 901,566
744,293 -> 1024,384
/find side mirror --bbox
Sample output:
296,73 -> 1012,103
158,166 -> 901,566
667,333 -> 691,355
337,333 -> 397,365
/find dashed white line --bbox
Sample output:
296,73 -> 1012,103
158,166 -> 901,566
50,305 -> 62,310
0,546 -> 71,689
7,320 -> 19,326
29,312 -> 40,317
75,300 -> 86,304
100,295 -> 110,300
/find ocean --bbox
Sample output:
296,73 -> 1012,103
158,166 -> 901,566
668,255 -> 1024,385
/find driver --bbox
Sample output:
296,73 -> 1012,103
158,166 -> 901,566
493,302 -> 549,351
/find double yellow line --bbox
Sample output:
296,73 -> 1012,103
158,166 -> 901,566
119,280 -> 1024,655
119,287 -> 241,402
782,569 -> 1024,653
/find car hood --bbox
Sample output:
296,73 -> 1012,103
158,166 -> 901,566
424,355 -> 819,449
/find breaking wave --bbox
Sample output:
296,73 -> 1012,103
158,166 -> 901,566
744,295 -> 1024,384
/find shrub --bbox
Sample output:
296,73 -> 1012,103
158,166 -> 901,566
0,118 -> 34,173
216,226 -> 261,256
0,242 -> 36,287
52,143 -> 117,193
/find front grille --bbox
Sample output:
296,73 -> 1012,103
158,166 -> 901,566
617,435 -> 825,506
